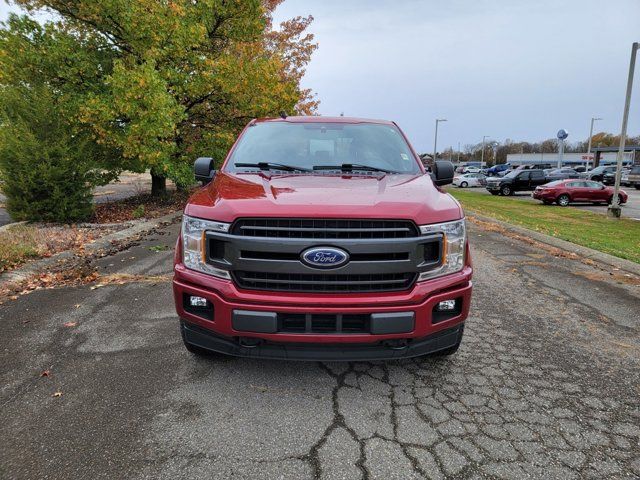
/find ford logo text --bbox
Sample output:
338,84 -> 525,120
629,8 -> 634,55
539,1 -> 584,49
301,247 -> 349,269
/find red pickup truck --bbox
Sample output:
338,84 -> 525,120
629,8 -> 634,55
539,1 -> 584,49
173,116 -> 472,361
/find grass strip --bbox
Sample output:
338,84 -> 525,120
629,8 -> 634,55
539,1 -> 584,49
448,188 -> 640,263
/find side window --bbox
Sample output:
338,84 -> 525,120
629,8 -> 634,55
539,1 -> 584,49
587,181 -> 601,188
531,170 -> 544,179
518,171 -> 530,180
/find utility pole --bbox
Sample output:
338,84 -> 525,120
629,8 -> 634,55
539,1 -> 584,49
586,116 -> 602,170
457,142 -> 460,163
480,136 -> 489,168
609,42 -> 638,218
433,119 -> 447,164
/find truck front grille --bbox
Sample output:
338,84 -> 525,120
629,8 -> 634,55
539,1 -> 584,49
207,217 -> 442,294
232,218 -> 419,239
233,271 -> 417,293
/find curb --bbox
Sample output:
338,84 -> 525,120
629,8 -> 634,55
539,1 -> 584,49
0,212 -> 182,285
0,221 -> 28,233
467,212 -> 640,277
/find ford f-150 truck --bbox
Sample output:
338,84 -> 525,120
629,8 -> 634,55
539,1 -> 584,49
173,116 -> 472,361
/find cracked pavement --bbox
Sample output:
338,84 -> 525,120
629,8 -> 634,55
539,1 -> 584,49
1,220 -> 639,479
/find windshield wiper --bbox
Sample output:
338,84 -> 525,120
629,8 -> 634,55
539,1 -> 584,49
312,163 -> 397,174
234,162 -> 311,172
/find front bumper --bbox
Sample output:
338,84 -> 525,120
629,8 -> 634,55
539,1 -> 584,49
182,320 -> 464,361
173,263 -> 472,358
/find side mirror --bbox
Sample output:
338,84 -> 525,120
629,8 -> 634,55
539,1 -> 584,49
431,161 -> 454,186
194,157 -> 217,184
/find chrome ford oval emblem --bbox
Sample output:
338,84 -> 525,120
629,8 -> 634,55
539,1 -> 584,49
301,247 -> 349,269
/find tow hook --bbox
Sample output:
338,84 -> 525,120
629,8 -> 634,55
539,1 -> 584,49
383,339 -> 409,350
238,337 -> 263,348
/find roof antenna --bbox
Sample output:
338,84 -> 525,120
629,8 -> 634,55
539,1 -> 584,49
279,111 -> 287,119
340,112 -> 344,117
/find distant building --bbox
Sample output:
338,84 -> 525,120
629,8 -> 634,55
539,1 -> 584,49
506,151 -> 634,167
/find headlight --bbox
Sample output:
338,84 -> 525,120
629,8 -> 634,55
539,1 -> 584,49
182,215 -> 231,279
417,219 -> 466,281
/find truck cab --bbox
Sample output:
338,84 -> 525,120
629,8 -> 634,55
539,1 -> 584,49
173,116 -> 472,361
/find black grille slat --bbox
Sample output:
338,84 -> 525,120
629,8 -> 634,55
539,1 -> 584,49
240,251 -> 409,262
232,218 -> 419,239
234,271 -> 416,293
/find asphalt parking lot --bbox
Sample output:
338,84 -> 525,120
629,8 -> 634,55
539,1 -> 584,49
456,184 -> 640,220
1,220 -> 639,479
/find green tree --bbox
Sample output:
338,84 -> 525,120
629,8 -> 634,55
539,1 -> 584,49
9,0 -> 317,195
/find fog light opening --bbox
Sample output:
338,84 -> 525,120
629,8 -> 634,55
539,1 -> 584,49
189,295 -> 208,307
437,299 -> 457,311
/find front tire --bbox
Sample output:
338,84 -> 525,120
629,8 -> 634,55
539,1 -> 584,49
460,181 -> 468,188
557,194 -> 570,207
500,185 -> 512,196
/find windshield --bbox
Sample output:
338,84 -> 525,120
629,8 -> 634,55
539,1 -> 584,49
225,122 -> 421,174
503,170 -> 520,179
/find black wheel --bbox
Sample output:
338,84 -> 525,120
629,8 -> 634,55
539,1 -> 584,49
500,185 -> 512,196
460,181 -> 468,188
490,191 -> 500,196
180,321 -> 221,357
431,325 -> 464,357
557,194 -> 570,207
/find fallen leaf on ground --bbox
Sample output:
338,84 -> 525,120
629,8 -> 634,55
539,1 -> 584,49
40,370 -> 50,377
52,391 -> 63,397
63,321 -> 77,327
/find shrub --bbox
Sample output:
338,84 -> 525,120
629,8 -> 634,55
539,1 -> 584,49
0,86 -> 112,222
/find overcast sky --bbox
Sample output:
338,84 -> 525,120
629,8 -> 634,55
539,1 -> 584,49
272,0 -> 640,152
2,0 -> 639,153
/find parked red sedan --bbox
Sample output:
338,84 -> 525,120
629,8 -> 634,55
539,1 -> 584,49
533,180 -> 628,206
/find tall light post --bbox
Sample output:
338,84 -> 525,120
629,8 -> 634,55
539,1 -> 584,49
433,118 -> 447,164
457,141 -> 461,163
491,142 -> 499,166
480,135 -> 490,168
609,41 -> 638,218
586,116 -> 602,169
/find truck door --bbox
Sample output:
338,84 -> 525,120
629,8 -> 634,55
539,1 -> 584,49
515,171 -> 530,191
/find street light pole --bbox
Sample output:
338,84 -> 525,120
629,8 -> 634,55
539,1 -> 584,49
433,119 -> 447,164
457,141 -> 461,163
586,116 -> 602,170
481,135 -> 489,168
609,42 -> 639,218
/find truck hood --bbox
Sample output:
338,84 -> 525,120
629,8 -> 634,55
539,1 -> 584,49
185,172 -> 463,225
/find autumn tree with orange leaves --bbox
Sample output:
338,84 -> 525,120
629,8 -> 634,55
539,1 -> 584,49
1,0 -> 317,199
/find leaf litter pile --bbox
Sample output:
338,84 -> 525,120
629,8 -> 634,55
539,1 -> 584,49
0,223 -> 125,273
91,190 -> 191,224
0,228 -> 172,304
